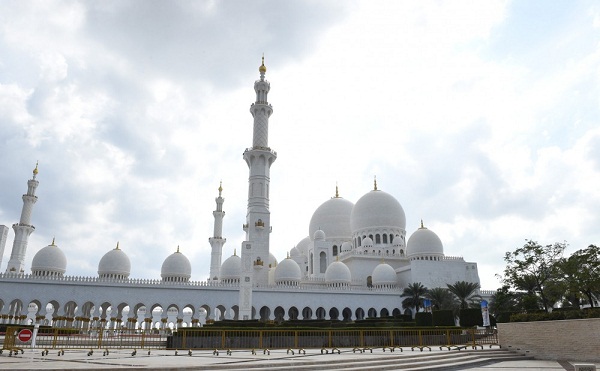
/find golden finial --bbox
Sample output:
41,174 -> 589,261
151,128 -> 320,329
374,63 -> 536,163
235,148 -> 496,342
374,176 -> 378,191
116,241 -> 120,250
420,219 -> 424,229
218,181 -> 223,196
234,248 -> 237,256
287,251 -> 290,259
259,54 -> 267,74
335,182 -> 339,198
33,161 -> 39,175
177,245 -> 180,253
51,237 -> 55,246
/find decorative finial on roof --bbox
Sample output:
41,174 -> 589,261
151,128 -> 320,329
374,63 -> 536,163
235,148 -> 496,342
177,245 -> 180,253
116,241 -> 120,250
33,161 -> 39,178
335,182 -> 339,198
374,175 -> 378,191
287,251 -> 290,259
218,181 -> 223,197
51,237 -> 55,246
420,219 -> 424,229
259,54 -> 267,74
234,248 -> 237,256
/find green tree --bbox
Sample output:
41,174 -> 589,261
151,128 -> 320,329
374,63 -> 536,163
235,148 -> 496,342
447,281 -> 481,309
558,244 -> 600,307
500,240 -> 566,312
489,285 -> 519,319
426,287 -> 456,310
401,282 -> 429,314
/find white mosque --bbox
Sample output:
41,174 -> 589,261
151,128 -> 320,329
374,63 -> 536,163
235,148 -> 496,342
0,59 -> 486,330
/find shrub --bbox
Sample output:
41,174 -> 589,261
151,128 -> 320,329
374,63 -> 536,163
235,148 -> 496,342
459,308 -> 483,327
432,310 -> 455,327
415,312 -> 433,327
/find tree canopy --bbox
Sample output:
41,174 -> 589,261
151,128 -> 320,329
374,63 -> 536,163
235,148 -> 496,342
499,240 -> 566,312
496,240 -> 600,316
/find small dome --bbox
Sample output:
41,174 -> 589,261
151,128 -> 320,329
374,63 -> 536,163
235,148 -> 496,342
98,244 -> 131,279
268,252 -> 277,268
309,196 -> 354,240
220,253 -> 241,281
371,262 -> 397,286
325,260 -> 351,285
31,241 -> 67,276
362,236 -> 374,248
274,258 -> 302,284
341,241 -> 353,252
161,248 -> 191,281
407,224 -> 444,258
314,229 -> 326,241
290,246 -> 300,257
296,236 -> 311,256
350,190 -> 406,233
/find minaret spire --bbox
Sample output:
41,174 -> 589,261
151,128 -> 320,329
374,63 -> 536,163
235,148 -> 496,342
240,57 -> 277,319
6,163 -> 40,273
209,182 -> 226,281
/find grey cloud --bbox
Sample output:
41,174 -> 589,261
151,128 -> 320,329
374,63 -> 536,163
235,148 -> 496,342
83,0 -> 348,88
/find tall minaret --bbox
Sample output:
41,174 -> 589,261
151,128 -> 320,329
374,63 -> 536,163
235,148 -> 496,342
6,163 -> 39,274
239,56 -> 277,320
208,182 -> 226,281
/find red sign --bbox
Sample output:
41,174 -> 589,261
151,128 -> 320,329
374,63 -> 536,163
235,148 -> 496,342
18,329 -> 33,342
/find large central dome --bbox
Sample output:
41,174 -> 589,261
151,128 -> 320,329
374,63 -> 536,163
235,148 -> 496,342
309,196 -> 354,240
350,190 -> 406,233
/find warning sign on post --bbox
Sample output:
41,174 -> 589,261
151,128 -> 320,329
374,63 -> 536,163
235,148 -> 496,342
17,329 -> 33,342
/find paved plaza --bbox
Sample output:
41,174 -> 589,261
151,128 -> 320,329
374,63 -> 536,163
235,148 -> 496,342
0,347 -> 598,370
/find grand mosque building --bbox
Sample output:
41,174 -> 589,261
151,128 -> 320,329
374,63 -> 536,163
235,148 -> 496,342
0,59 -> 485,330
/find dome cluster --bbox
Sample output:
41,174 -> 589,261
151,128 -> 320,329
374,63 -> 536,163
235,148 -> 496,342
284,182 -> 446,287
31,241 -> 194,282
28,181 -> 444,289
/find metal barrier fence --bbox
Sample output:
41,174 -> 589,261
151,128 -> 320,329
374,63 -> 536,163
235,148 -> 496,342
170,328 -> 498,350
2,327 -> 165,351
2,326 -> 497,351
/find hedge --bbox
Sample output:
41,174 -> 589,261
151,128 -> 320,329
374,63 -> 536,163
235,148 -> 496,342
459,308 -> 483,327
415,312 -> 432,327
510,308 -> 600,322
432,310 -> 455,327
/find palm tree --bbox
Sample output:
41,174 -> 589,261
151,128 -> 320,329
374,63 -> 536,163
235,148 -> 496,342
426,287 -> 456,310
401,282 -> 429,314
447,281 -> 481,309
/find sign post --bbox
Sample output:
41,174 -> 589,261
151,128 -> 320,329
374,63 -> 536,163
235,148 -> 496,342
17,328 -> 33,343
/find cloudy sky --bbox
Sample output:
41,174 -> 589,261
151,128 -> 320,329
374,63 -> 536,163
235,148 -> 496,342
1,0 -> 599,290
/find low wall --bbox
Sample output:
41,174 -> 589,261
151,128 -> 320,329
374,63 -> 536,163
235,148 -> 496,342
498,318 -> 600,362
